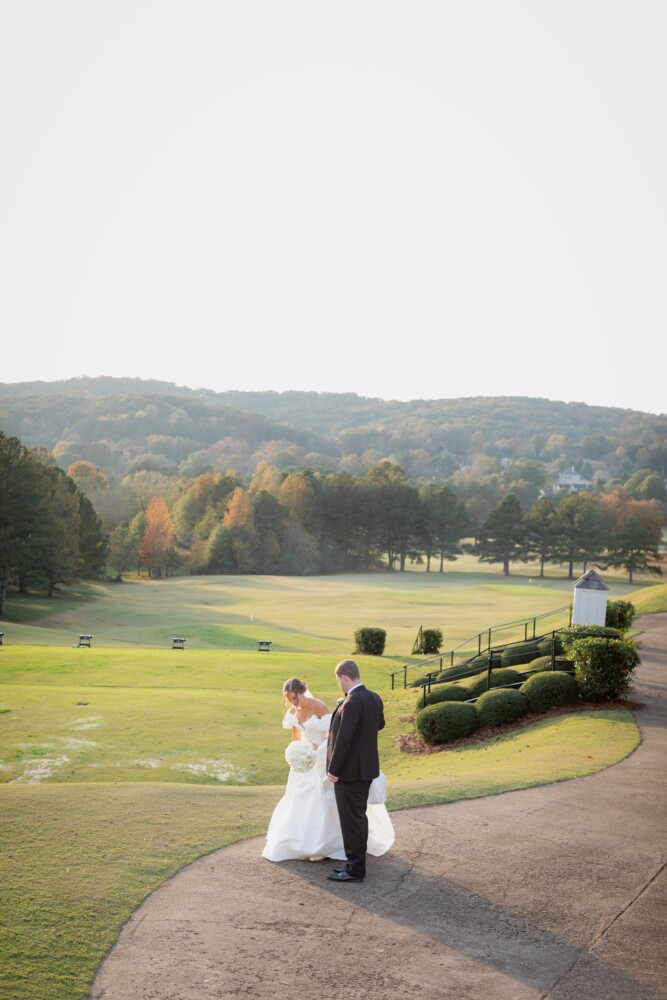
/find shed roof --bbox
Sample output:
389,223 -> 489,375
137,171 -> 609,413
573,569 -> 608,591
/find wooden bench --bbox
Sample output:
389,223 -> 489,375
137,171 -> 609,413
257,640 -> 272,652
172,637 -> 186,650
77,634 -> 93,648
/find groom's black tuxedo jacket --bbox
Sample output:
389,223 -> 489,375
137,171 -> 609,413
327,685 -> 385,781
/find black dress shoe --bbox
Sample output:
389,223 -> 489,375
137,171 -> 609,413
327,870 -> 364,883
332,866 -> 347,873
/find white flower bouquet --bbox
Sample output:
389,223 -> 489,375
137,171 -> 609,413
285,740 -> 316,773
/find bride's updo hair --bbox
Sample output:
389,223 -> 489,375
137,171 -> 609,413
282,677 -> 308,714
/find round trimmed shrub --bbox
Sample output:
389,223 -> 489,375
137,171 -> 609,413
416,701 -> 479,745
475,688 -> 529,728
468,667 -> 524,699
562,624 -> 622,642
605,600 -> 636,632
354,627 -> 386,655
537,635 -> 564,658
520,670 -> 579,713
464,654 -> 495,674
523,655 -> 553,674
417,683 -> 471,711
567,636 -> 640,702
421,628 -> 443,654
500,641 -> 539,668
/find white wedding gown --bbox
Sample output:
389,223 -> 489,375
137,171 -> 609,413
262,711 -> 395,862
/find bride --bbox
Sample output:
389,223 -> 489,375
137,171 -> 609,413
262,677 -> 395,862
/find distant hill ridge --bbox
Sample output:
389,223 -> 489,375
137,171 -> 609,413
1,376 -> 665,482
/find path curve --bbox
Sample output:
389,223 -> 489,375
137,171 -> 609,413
92,615 -> 667,1000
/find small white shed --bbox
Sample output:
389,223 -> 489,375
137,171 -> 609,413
571,570 -> 609,626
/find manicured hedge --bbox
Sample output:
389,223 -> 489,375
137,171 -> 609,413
523,655 -> 553,674
605,600 -> 636,632
475,688 -> 529,728
354,627 -> 386,655
499,641 -> 539,668
409,673 -> 433,688
416,701 -> 479,745
565,636 -> 640,702
562,624 -> 622,641
467,667 -> 524,699
421,628 -> 443,654
519,671 -> 579,714
537,634 -> 564,657
417,683 -> 471,711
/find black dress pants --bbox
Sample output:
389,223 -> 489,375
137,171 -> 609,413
334,779 -> 371,877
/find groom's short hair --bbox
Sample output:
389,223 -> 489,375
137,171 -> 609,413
336,659 -> 360,681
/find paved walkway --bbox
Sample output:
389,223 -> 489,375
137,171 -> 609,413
91,615 -> 667,1000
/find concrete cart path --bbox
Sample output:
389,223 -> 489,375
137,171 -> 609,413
91,615 -> 667,1000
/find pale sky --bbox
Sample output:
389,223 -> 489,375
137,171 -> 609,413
1,2 -> 665,414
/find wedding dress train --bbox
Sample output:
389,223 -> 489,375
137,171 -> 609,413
262,711 -> 395,862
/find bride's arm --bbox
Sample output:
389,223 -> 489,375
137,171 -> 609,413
282,709 -> 303,742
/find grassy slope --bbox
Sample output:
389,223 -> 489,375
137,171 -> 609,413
0,567 -> 656,1000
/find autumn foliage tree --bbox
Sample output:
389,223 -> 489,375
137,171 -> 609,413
138,497 -> 175,577
599,490 -> 664,583
222,487 -> 261,573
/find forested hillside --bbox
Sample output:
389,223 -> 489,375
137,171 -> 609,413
1,377 -> 665,484
1,379 -> 664,590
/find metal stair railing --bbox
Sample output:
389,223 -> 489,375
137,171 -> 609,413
389,605 -> 571,690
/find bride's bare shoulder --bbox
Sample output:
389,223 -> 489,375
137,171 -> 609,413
312,697 -> 330,716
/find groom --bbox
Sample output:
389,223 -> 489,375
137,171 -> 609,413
326,659 -> 385,883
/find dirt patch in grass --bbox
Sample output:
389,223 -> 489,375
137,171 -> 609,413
395,698 -> 642,754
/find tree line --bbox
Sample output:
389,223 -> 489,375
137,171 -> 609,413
0,432 -> 106,614
105,460 -> 662,585
1,431 -> 663,613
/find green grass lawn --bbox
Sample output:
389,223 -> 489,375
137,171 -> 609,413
0,565 -> 656,1000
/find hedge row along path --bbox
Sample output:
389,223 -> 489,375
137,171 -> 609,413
92,615 -> 667,1000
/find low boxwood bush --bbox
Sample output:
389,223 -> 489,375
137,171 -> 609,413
354,627 -> 386,655
417,683 -> 471,711
421,628 -> 443,654
520,670 -> 579,713
468,667 -> 524,699
537,634 -> 564,657
605,600 -> 636,632
464,654 -> 497,673
499,641 -> 539,668
565,636 -> 640,702
475,687 -> 529,728
523,655 -> 553,674
409,673 -> 433,688
416,701 -> 479,745
562,624 -> 622,641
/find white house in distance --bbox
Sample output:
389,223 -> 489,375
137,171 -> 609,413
552,466 -> 591,494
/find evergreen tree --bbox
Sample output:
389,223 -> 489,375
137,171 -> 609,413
365,462 -> 421,571
525,496 -> 557,577
478,493 -> 527,576
0,433 -> 50,612
419,484 -> 469,572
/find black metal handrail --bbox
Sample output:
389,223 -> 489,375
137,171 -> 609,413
413,624 -> 621,709
390,605 -> 571,690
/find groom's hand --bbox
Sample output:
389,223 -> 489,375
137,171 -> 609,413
327,772 -> 339,783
